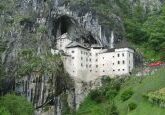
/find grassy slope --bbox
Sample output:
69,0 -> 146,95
77,68 -> 165,115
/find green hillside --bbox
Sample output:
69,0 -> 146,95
77,68 -> 165,115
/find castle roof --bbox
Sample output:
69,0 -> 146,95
66,41 -> 90,50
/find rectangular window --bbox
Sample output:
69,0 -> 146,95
123,69 -> 125,71
103,64 -> 104,66
96,65 -> 98,68
81,63 -> 83,67
81,57 -> 83,60
118,61 -> 120,64
86,65 -> 88,68
72,51 -> 74,53
96,59 -> 98,62
72,57 -> 75,59
118,54 -> 120,57
122,53 -> 124,57
118,69 -> 120,71
123,60 -> 125,64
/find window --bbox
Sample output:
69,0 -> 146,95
118,61 -> 120,64
89,65 -> 91,68
113,63 -> 115,65
96,71 -> 97,73
96,53 -> 98,56
103,70 -> 105,72
118,69 -> 120,71
129,60 -> 131,64
96,59 -> 98,62
103,57 -> 104,59
129,66 -> 131,71
122,53 -> 124,57
113,70 -> 115,72
113,56 -> 115,58
129,53 -> 130,57
117,54 -> 120,57
90,70 -> 92,72
86,58 -> 88,61
73,71 -> 75,73
90,53 -> 92,56
72,57 -> 75,59
86,65 -> 88,68
103,64 -> 104,66
96,65 -> 98,68
72,51 -> 74,53
123,60 -> 125,64
81,51 -> 83,54
89,59 -> 91,62
81,63 -> 83,67
123,69 -> 125,71
81,57 -> 83,60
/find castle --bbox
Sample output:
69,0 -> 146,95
51,33 -> 134,81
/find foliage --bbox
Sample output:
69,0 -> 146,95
37,25 -> 48,33
78,69 -> 165,115
89,89 -> 106,103
0,94 -> 34,115
0,107 -> 10,115
128,102 -> 137,111
121,88 -> 134,101
124,3 -> 165,61
17,49 -> 62,77
109,104 -> 119,115
145,88 -> 165,108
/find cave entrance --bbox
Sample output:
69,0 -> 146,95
52,15 -> 74,38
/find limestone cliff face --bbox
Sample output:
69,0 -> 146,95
0,0 -> 164,114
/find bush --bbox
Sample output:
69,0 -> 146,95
121,88 -> 134,101
0,107 -> 10,115
105,89 -> 118,100
0,94 -> 34,115
128,102 -> 137,111
89,89 -> 106,103
110,104 -> 119,115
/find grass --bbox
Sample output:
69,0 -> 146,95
77,68 -> 165,115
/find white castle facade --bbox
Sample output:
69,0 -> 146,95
52,33 -> 134,81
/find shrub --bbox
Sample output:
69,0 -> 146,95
89,89 -> 105,103
105,89 -> 118,100
128,102 -> 137,111
0,107 -> 10,115
110,104 -> 119,115
0,94 -> 34,115
121,88 -> 134,101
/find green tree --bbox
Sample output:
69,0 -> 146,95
143,5 -> 165,60
0,94 -> 34,115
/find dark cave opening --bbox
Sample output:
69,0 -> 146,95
52,15 -> 73,38
52,15 -> 98,45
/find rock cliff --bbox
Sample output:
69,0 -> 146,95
0,0 -> 164,114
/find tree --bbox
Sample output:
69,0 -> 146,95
0,94 -> 34,115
